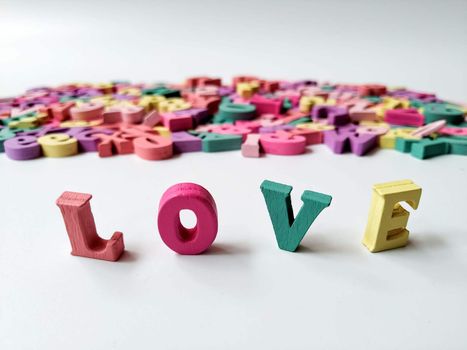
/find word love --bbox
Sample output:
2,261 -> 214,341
56,179 -> 422,262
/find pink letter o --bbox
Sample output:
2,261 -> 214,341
157,183 -> 218,254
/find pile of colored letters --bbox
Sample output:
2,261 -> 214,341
0,76 -> 466,161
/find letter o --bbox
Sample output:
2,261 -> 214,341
157,183 -> 218,254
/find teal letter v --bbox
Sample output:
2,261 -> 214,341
260,180 -> 332,252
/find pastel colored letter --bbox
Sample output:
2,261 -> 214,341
158,183 -> 218,254
56,191 -> 125,261
260,180 -> 332,252
362,180 -> 422,253
37,133 -> 78,157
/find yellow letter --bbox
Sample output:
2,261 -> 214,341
38,133 -> 78,157
362,180 -> 422,252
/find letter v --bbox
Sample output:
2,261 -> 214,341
260,180 -> 332,252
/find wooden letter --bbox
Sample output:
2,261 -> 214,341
56,191 -> 124,261
260,180 -> 332,252
157,183 -> 218,255
37,133 -> 78,157
362,180 -> 422,253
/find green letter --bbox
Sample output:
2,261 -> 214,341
260,180 -> 332,252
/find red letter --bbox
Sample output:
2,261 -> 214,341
56,191 -> 124,261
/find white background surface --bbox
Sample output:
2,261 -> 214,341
0,0 -> 466,102
1,1 -> 467,349
1,149 -> 467,349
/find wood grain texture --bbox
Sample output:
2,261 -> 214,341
260,180 -> 332,252
56,191 -> 125,261
157,183 -> 218,255
362,180 -> 421,253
